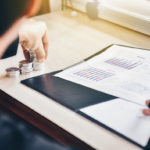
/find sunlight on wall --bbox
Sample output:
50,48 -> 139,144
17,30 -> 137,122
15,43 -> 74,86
100,0 -> 150,17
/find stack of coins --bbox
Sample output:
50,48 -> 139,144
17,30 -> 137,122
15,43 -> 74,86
19,60 -> 33,74
33,61 -> 44,71
29,50 -> 44,71
6,67 -> 20,78
6,50 -> 44,78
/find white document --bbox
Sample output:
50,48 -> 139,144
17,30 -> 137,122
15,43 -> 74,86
55,45 -> 150,105
80,98 -> 150,147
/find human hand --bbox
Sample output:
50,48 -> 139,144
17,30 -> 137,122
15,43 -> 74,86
143,100 -> 150,115
19,20 -> 49,63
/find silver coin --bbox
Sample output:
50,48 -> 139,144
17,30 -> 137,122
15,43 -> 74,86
21,66 -> 33,70
19,60 -> 33,68
7,72 -> 20,78
29,50 -> 35,54
29,50 -> 37,62
21,70 -> 33,74
33,63 -> 44,71
33,61 -> 44,65
6,70 -> 20,74
7,72 -> 19,76
21,68 -> 33,72
21,69 -> 33,73
6,67 -> 20,73
6,67 -> 20,77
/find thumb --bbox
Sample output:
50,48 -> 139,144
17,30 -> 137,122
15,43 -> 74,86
20,43 -> 30,61
35,47 -> 45,63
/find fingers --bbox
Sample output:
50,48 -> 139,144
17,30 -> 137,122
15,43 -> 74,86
145,100 -> 150,106
21,44 -> 30,61
19,20 -> 49,62
35,47 -> 45,63
21,41 -> 46,63
143,109 -> 150,116
42,31 -> 49,60
143,100 -> 150,116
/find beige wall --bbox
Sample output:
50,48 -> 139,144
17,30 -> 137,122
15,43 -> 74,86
50,0 -> 62,12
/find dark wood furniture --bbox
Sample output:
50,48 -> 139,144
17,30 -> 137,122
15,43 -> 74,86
0,90 -> 94,150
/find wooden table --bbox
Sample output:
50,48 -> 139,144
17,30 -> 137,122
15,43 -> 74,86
0,9 -> 150,150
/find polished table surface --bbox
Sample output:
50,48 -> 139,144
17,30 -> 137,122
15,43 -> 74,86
1,9 -> 150,150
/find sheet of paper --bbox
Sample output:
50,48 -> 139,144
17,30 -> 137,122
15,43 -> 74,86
80,98 -> 150,147
55,45 -> 150,105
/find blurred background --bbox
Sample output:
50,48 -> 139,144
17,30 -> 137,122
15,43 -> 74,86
38,0 -> 51,15
41,0 -> 150,36
3,0 -> 150,59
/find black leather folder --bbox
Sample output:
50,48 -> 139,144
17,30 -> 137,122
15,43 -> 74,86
21,44 -> 150,150
21,70 -> 116,111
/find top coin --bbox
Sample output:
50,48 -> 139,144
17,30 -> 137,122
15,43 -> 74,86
6,67 -> 20,72
19,60 -> 33,67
